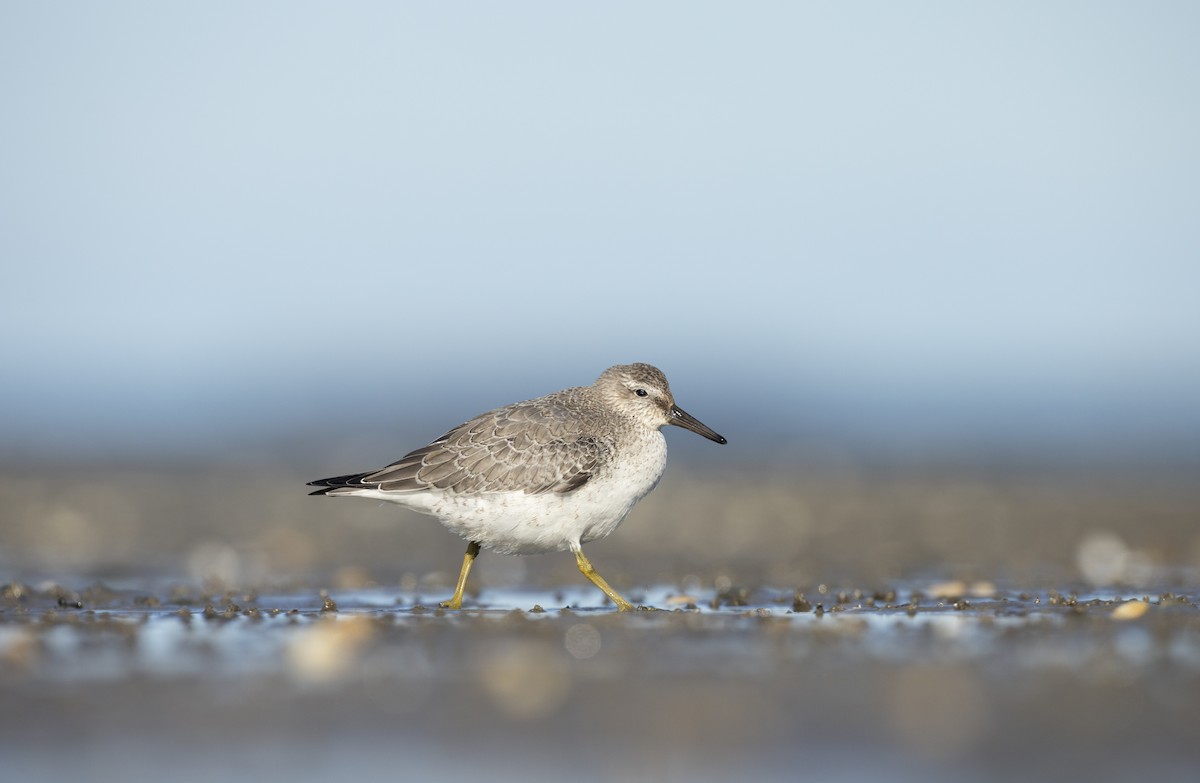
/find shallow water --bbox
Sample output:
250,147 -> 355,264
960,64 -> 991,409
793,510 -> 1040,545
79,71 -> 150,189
3,579 -> 1199,783
4,465 -> 1200,780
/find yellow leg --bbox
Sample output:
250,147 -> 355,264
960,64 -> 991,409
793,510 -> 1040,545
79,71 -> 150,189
574,548 -> 634,611
440,541 -> 481,609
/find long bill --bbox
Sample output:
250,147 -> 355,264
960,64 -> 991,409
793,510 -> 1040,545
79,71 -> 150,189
668,405 -> 728,444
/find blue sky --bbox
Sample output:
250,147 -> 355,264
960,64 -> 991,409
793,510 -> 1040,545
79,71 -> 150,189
2,3 -> 1198,462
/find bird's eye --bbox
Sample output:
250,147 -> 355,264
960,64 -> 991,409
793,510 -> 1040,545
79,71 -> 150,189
635,388 -> 648,397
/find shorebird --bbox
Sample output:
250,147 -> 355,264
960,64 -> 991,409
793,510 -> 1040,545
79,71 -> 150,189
308,363 -> 726,610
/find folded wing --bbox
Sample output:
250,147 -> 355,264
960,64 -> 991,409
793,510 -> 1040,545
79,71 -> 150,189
308,396 -> 613,496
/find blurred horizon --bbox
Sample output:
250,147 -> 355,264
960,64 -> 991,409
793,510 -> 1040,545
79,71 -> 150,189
2,3 -> 1198,468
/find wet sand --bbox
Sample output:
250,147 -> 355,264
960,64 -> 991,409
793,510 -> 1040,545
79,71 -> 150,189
2,465 -> 1199,781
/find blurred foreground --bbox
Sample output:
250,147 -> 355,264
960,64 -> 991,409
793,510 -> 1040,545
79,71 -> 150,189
2,463 -> 1199,782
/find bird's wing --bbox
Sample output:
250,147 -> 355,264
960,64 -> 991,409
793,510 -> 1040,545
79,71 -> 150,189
356,397 -> 613,495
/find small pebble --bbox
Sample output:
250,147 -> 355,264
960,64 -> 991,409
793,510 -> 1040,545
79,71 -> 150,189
1112,600 -> 1150,620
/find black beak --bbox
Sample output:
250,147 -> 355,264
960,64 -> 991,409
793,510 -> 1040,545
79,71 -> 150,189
668,405 -> 727,444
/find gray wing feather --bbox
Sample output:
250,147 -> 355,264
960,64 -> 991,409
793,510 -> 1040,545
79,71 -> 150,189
362,396 -> 612,495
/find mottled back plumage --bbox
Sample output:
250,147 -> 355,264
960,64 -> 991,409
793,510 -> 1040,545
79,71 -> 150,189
313,388 -> 619,496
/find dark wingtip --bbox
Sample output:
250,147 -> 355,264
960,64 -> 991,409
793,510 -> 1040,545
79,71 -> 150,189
307,473 -> 371,495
